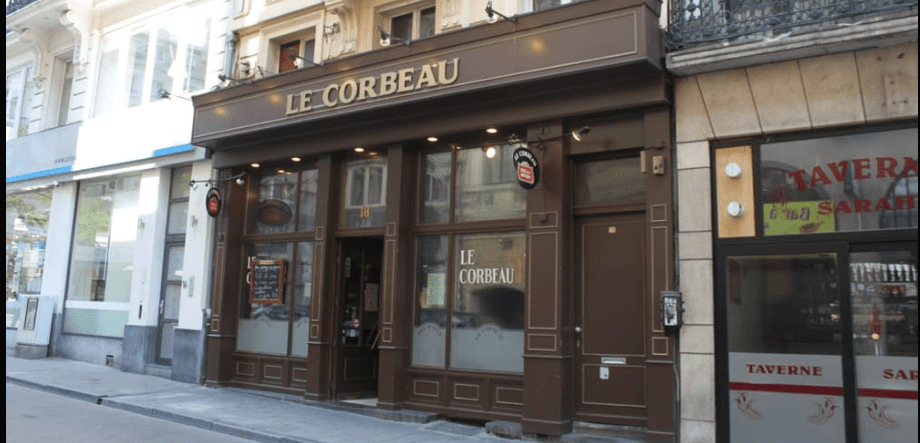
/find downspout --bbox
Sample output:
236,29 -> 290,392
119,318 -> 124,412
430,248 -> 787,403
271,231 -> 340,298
224,32 -> 239,79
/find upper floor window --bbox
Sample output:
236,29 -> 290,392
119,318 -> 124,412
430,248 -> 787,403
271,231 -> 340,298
382,3 -> 436,44
533,0 -> 577,12
93,1 -> 215,116
277,38 -> 316,73
6,66 -> 35,140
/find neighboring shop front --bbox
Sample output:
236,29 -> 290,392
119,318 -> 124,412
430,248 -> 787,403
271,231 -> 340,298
192,2 -> 678,439
714,125 -> 918,443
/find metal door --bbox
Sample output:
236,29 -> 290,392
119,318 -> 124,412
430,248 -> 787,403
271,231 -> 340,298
574,214 -> 648,426
156,243 -> 184,365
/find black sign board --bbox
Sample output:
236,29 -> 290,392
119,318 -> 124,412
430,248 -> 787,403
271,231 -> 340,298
206,188 -> 222,218
249,260 -> 285,304
512,147 -> 540,190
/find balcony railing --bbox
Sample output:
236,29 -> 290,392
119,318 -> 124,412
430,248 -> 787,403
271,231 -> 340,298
667,0 -> 919,49
7,0 -> 39,16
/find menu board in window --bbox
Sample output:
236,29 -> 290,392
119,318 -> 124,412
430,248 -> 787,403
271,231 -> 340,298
249,260 -> 285,304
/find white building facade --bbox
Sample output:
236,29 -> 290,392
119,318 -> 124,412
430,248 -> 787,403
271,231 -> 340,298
6,0 -> 230,383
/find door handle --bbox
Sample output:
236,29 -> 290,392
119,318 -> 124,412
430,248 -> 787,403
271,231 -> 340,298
159,300 -> 165,315
575,326 -> 582,333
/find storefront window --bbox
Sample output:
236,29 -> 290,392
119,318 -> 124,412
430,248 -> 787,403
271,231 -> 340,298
63,175 -> 142,337
291,241 -> 314,356
850,250 -> 918,442
6,190 -> 52,327
419,152 -> 450,224
343,158 -> 387,228
726,253 -> 846,443
412,235 -> 448,367
455,143 -> 526,222
237,243 -> 293,355
761,128 -> 918,235
450,232 -> 526,372
248,169 -> 316,234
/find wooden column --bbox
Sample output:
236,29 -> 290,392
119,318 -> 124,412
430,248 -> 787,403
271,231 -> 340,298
521,123 -> 573,436
643,107 -> 677,443
206,170 -> 247,386
305,155 -> 337,400
377,145 -> 414,409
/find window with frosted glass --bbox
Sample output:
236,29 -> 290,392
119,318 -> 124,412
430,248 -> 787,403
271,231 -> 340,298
63,175 -> 141,337
726,253 -> 846,443
455,143 -> 526,222
6,190 -> 52,299
412,235 -> 448,367
342,158 -> 387,228
450,232 -> 526,372
238,243 -> 293,355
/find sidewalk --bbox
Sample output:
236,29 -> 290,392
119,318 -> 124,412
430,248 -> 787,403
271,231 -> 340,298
6,349 -> 645,443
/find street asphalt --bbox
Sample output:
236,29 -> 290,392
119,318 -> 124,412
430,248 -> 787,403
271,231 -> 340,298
6,348 -> 646,443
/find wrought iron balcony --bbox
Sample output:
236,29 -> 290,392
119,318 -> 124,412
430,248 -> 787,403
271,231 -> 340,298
667,0 -> 919,49
7,0 -> 39,16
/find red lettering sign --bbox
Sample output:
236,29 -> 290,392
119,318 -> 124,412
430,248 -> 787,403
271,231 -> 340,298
518,164 -> 534,184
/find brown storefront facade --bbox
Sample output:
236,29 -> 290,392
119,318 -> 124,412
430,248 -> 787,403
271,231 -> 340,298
191,1 -> 676,439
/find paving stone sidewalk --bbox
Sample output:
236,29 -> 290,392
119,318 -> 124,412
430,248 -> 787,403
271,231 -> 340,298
6,349 -> 644,443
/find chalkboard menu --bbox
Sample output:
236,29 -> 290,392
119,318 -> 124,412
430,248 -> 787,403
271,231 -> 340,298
249,260 -> 285,304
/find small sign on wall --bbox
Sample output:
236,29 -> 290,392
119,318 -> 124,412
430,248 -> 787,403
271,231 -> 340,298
512,147 -> 540,190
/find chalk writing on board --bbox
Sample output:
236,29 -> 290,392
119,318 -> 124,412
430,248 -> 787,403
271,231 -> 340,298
250,260 -> 285,304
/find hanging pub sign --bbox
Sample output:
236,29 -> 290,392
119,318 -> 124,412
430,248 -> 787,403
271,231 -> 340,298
513,147 -> 540,190
258,199 -> 294,225
205,188 -> 222,217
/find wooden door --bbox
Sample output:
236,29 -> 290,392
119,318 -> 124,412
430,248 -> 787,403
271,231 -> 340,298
574,214 -> 648,426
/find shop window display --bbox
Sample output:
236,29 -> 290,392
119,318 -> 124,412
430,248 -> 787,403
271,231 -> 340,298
63,175 -> 141,337
239,168 -> 317,356
413,142 -> 527,373
6,190 -> 52,327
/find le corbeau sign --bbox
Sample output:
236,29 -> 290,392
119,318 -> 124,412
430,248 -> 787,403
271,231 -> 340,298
513,147 -> 540,190
285,58 -> 460,116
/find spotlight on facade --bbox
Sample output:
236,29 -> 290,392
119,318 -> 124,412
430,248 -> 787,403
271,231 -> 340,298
486,1 -> 516,23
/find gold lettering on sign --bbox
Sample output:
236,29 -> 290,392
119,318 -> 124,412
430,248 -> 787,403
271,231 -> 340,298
360,206 -> 371,218
284,58 -> 461,116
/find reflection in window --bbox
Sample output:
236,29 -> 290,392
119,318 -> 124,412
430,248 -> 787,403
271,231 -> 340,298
6,190 -> 52,300
63,175 -> 142,337
237,243 -> 293,355
727,254 -> 840,355
291,242 -> 314,357
455,144 -> 526,222
450,232 -> 526,372
249,169 -> 317,235
343,158 -> 387,228
412,235 -> 448,367
93,1 -> 214,116
420,152 -> 450,224
760,128 -> 918,235
574,156 -> 645,206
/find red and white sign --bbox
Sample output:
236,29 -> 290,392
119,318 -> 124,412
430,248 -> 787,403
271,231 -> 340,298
729,353 -> 845,443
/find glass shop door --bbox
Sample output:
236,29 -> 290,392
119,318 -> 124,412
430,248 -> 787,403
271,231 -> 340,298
849,244 -> 918,442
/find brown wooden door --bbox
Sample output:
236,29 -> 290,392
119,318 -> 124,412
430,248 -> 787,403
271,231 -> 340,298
332,237 -> 383,399
574,214 -> 648,426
